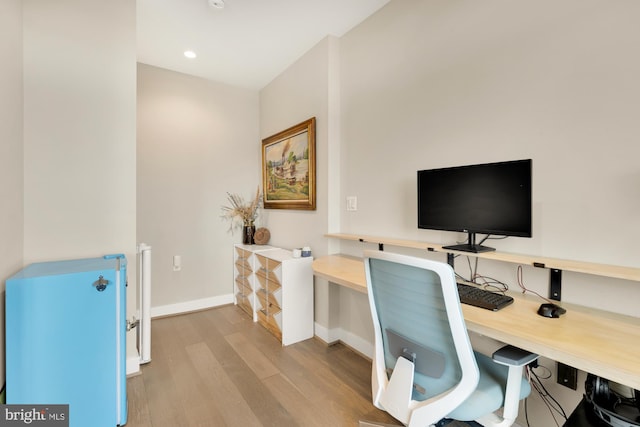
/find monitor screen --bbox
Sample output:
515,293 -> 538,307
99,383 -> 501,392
417,159 -> 532,252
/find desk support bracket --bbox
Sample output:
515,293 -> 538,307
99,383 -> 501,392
358,238 -> 384,251
534,262 -> 562,301
549,269 -> 562,301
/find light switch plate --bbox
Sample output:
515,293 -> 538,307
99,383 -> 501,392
346,196 -> 357,211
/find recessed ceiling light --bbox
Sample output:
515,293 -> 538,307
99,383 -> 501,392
208,0 -> 225,9
184,50 -> 197,59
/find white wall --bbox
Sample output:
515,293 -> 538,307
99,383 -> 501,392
21,0 -> 138,368
339,0 -> 640,310
259,36 -> 342,336
0,0 -> 24,392
137,64 -> 260,315
335,0 -> 640,423
260,0 -> 640,424
22,0 -> 137,265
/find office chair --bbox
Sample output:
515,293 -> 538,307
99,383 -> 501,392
361,250 -> 538,427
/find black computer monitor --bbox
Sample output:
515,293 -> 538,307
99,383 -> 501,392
417,159 -> 532,253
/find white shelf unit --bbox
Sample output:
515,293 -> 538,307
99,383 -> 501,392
233,244 -> 314,345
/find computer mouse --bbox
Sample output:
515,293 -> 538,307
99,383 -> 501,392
537,303 -> 566,318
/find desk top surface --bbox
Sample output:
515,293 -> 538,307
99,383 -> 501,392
313,254 -> 640,391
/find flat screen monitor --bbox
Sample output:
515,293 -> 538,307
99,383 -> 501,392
417,159 -> 532,253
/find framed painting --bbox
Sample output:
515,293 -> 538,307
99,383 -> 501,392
262,117 -> 316,210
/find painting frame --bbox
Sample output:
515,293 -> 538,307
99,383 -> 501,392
262,117 -> 316,210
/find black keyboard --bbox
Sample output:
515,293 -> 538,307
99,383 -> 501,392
457,282 -> 514,311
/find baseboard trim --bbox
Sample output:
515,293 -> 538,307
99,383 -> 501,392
313,322 -> 374,359
150,294 -> 234,319
313,322 -> 341,345
340,329 -> 374,359
126,354 -> 140,376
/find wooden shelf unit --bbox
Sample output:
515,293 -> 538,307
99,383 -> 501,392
325,233 -> 640,283
234,244 -> 275,321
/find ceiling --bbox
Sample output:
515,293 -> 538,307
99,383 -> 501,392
137,0 -> 390,90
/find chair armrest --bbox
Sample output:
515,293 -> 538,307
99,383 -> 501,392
492,345 -> 539,367
476,345 -> 540,426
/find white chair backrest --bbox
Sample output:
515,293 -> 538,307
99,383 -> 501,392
364,250 -> 479,424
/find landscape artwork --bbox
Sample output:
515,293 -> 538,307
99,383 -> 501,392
262,117 -> 316,210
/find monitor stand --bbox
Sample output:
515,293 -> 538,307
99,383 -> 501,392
442,232 -> 496,253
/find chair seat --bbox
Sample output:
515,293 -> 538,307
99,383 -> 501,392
447,352 -> 531,421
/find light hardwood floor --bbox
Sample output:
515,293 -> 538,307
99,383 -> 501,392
125,304 -> 402,427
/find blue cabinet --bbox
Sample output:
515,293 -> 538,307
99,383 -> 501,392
6,255 -> 128,427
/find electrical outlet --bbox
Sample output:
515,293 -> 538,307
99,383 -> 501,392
557,362 -> 577,390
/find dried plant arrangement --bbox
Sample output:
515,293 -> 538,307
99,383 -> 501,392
221,186 -> 262,233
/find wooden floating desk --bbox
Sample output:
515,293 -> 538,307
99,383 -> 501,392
313,254 -> 640,391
